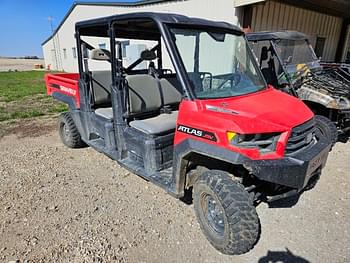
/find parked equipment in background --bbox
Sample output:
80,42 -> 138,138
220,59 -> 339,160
247,31 -> 350,143
45,14 -> 331,255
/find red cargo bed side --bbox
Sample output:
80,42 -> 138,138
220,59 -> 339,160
45,73 -> 80,108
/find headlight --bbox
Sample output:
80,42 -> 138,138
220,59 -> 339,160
227,131 -> 281,154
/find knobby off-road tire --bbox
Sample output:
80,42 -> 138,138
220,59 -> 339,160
315,115 -> 338,147
193,170 -> 260,255
58,112 -> 86,148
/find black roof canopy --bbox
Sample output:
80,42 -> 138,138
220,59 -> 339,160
246,31 -> 309,42
76,12 -> 243,40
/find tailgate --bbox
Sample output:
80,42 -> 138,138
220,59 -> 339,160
45,73 -> 80,108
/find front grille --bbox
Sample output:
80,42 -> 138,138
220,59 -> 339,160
285,118 -> 316,155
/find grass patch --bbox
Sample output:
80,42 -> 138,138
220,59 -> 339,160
48,102 -> 69,113
0,71 -> 48,102
0,71 -> 68,123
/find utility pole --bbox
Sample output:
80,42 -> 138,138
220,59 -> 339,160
48,16 -> 58,70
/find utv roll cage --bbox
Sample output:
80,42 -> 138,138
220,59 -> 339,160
246,31 -> 318,92
75,12 -> 243,102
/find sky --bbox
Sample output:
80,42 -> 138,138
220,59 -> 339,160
0,0 -> 137,57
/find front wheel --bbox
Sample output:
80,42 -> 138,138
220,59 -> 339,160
193,170 -> 260,255
315,115 -> 338,147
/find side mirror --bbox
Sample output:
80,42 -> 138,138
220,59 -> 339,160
90,49 -> 111,61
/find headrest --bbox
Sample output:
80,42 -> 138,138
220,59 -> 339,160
90,49 -> 111,61
140,49 -> 157,61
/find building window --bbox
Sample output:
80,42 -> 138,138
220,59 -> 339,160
314,37 -> 326,59
121,40 -> 130,58
72,47 -> 77,58
99,43 -> 107,49
63,48 -> 67,59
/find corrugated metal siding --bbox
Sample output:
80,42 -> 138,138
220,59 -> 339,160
251,0 -> 342,61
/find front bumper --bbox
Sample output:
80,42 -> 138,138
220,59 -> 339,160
244,136 -> 331,190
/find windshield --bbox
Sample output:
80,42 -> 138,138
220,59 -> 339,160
274,39 -> 321,74
170,28 -> 266,99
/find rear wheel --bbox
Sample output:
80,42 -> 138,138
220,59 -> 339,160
315,115 -> 338,147
58,112 -> 86,148
193,170 -> 260,255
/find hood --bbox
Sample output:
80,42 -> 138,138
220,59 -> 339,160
199,87 -> 314,134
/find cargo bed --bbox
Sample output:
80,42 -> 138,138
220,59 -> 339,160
45,73 -> 80,108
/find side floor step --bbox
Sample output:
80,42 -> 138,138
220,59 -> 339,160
120,157 -> 176,196
88,138 -> 105,150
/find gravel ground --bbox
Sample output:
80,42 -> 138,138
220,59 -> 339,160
0,119 -> 349,263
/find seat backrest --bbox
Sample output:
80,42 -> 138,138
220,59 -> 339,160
126,74 -> 162,115
91,70 -> 112,106
159,78 -> 182,106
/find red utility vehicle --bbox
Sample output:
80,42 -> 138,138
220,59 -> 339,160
45,13 -> 331,255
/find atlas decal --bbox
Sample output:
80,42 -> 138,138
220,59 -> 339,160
177,125 -> 217,142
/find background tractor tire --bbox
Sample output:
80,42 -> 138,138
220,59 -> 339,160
58,112 -> 86,148
304,172 -> 320,191
193,170 -> 260,255
315,115 -> 338,147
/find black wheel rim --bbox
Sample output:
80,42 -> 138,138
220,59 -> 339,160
201,193 -> 225,237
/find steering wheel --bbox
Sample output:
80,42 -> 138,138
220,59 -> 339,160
217,73 -> 241,89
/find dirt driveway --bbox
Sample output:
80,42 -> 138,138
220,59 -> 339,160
0,119 -> 349,263
0,58 -> 45,72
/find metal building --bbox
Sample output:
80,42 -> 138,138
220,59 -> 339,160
42,0 -> 350,72
236,0 -> 350,62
